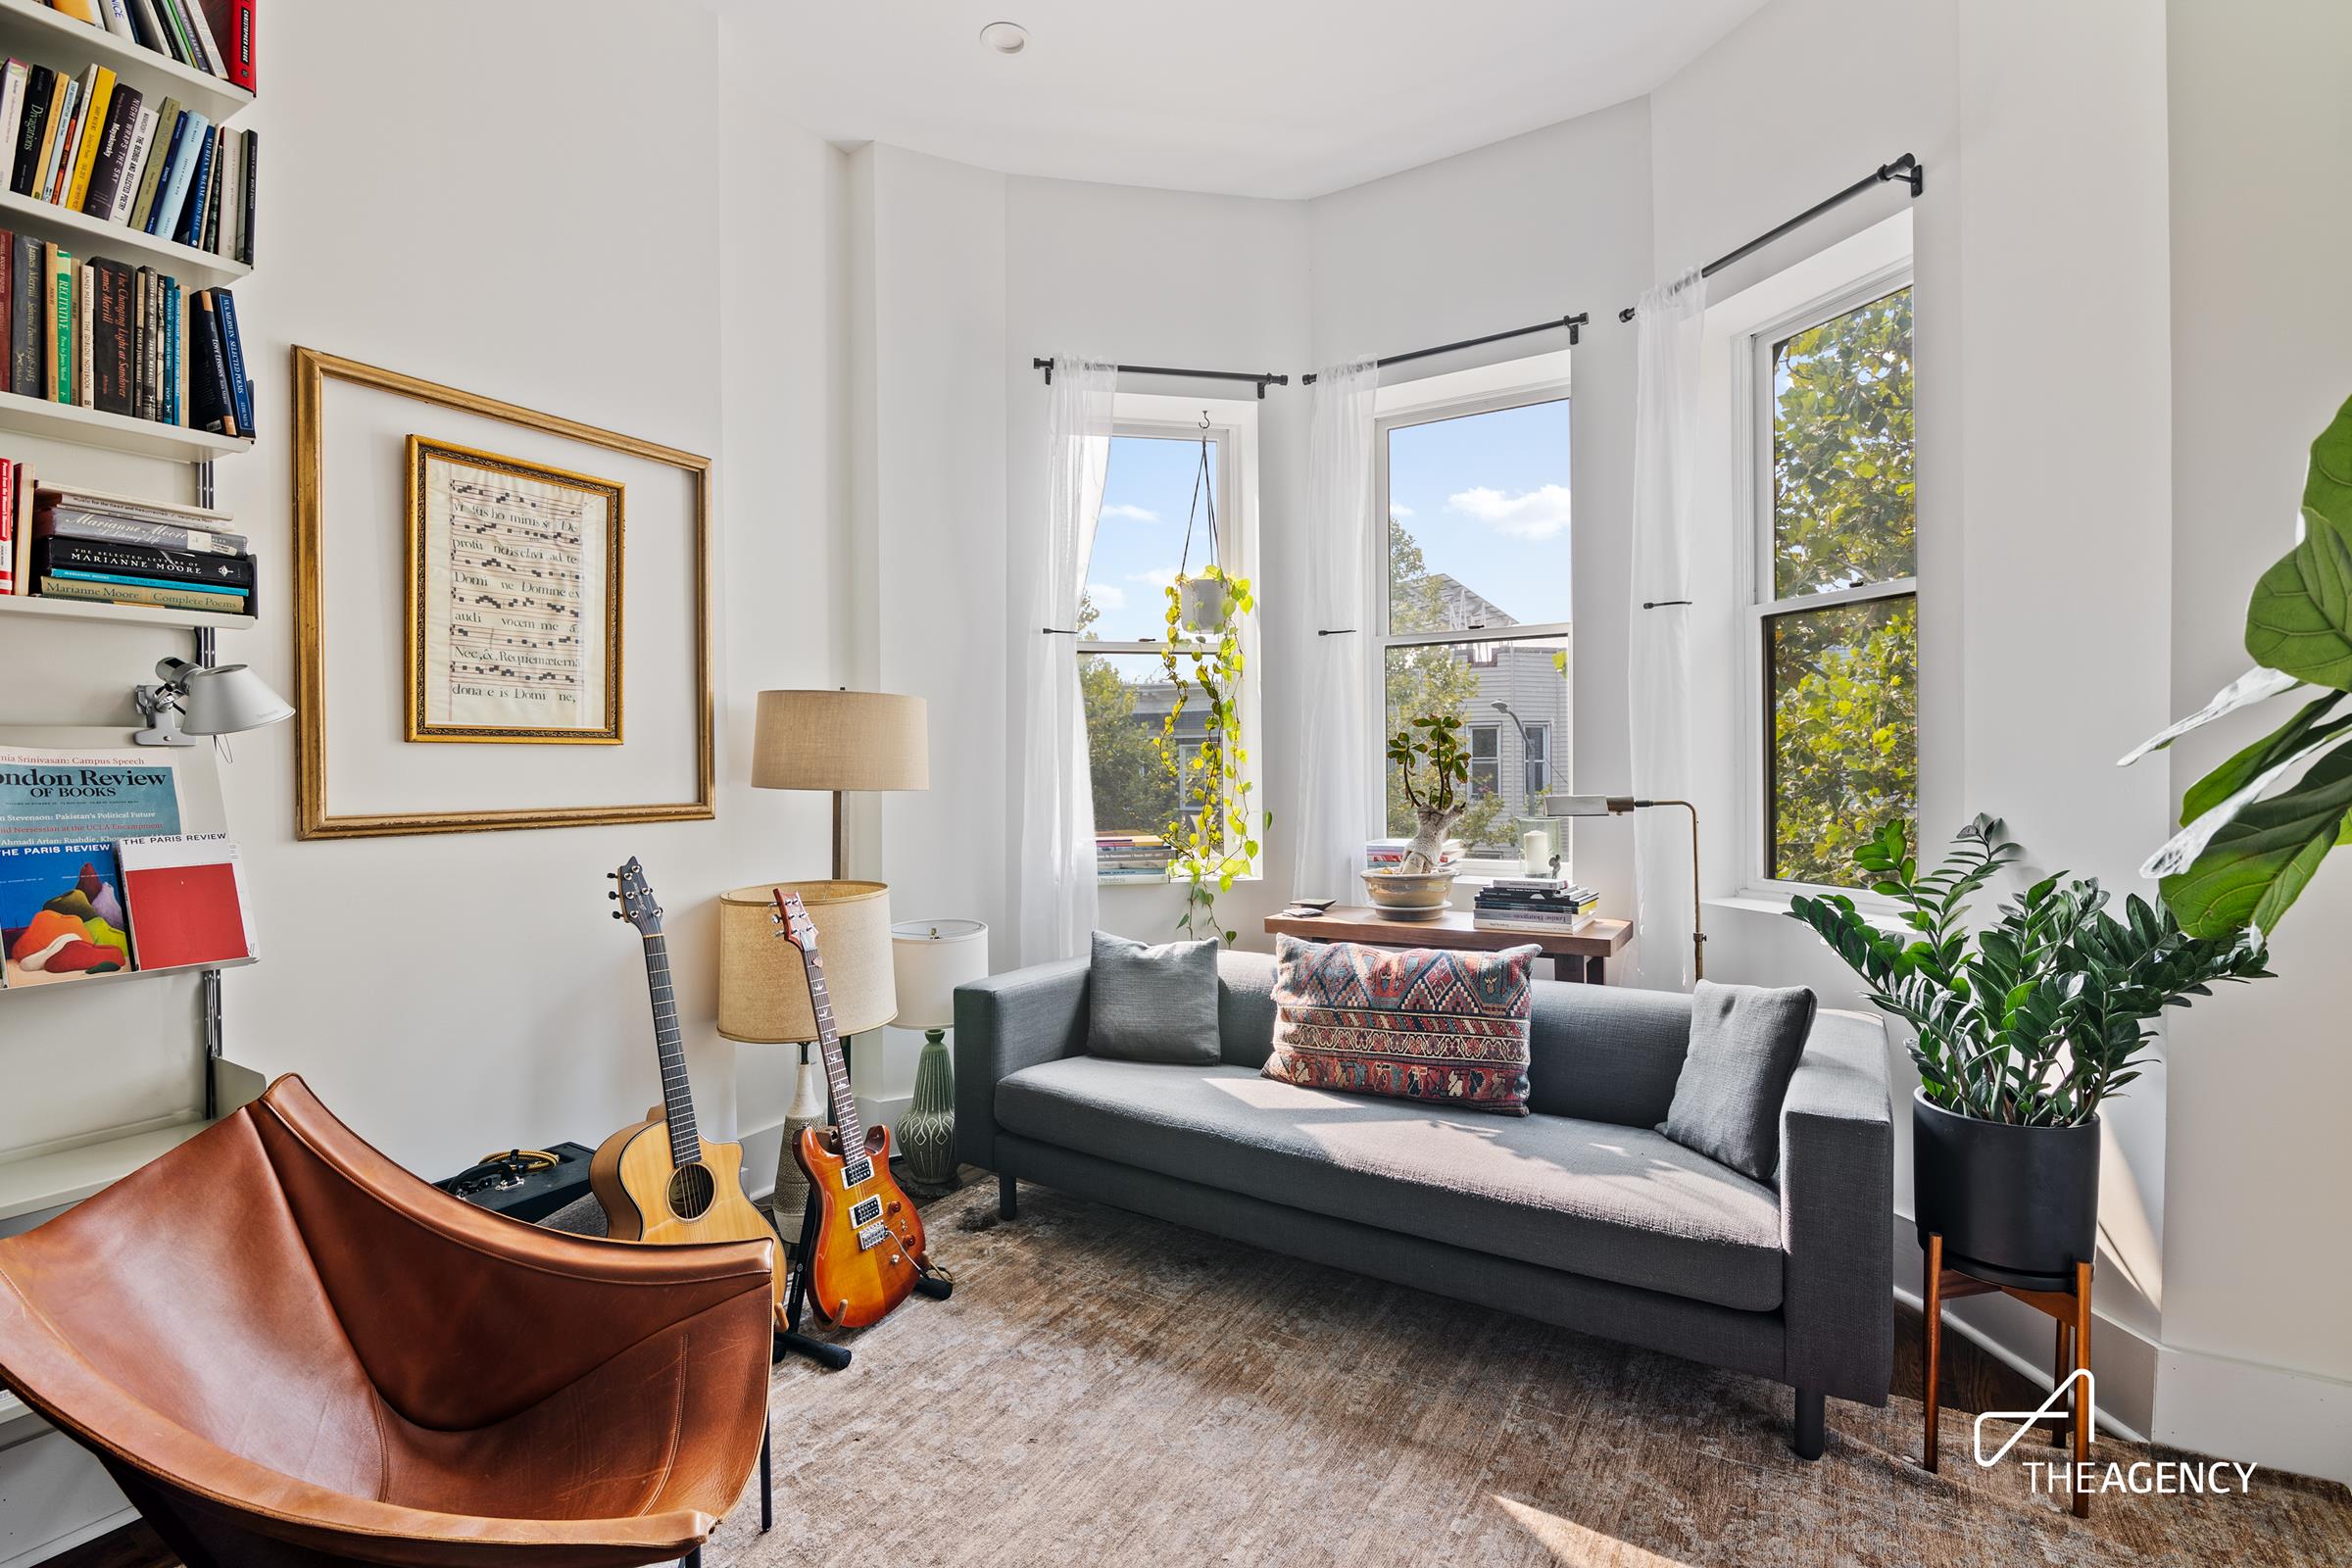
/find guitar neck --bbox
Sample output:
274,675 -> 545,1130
639,930 -> 702,1167
804,955 -> 862,1151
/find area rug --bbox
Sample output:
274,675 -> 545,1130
707,1183 -> 2352,1568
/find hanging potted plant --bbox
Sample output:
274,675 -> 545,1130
1788,814 -> 2269,1285
1154,425 -> 1266,945
1361,712 -> 1470,920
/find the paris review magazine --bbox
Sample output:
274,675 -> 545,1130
0,840 -> 132,987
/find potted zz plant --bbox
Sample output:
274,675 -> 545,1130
1362,712 -> 1471,919
1788,814 -> 2270,1286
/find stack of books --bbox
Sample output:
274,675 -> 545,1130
1473,876 -> 1600,934
1097,833 -> 1177,879
0,58 -> 260,266
6,478 -> 254,615
43,0 -> 256,93
0,232 -> 251,433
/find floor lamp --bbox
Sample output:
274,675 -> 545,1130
1544,794 -> 1704,981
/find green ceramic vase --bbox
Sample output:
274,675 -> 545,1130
897,1028 -> 957,1191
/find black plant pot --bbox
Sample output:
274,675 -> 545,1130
1912,1089 -> 2100,1291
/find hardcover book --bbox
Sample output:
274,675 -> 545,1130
42,242 -> 69,403
34,74 -> 77,204
147,109 -> 207,237
0,840 -> 133,987
188,287 -> 232,434
117,833 -> 254,970
36,574 -> 242,612
131,101 -> 185,232
78,79 -> 137,217
37,535 -> 255,588
90,257 -> 133,415
7,233 -> 36,395
172,124 -> 214,248
10,64 -> 54,197
109,102 -> 157,225
0,62 -> 27,176
35,505 -> 247,555
197,0 -> 255,93
0,458 -> 13,595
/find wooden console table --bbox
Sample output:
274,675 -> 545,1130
1263,906 -> 1631,983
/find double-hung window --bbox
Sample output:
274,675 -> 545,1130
1372,366 -> 1573,877
1747,280 -> 1917,889
1077,395 -> 1260,882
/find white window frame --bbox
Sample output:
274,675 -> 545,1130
1737,264 -> 1917,901
1467,723 -> 1501,798
1368,354 -> 1575,881
1082,392 -> 1262,887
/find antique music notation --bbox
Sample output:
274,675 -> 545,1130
407,437 -> 625,743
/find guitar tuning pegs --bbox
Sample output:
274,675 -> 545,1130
612,909 -> 624,919
606,871 -> 617,879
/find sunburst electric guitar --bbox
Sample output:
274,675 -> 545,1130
591,858 -> 792,1326
771,887 -> 932,1329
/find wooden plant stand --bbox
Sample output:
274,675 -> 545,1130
1921,1233 -> 2094,1519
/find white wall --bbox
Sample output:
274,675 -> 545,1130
2154,0 -> 2352,1483
0,4 -> 851,1555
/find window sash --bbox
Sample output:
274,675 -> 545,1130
1740,266 -> 1918,897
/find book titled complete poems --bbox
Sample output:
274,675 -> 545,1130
116,832 -> 253,970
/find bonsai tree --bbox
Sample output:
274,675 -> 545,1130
1788,814 -> 2270,1125
1156,564 -> 1265,945
2122,392 -> 2352,939
1386,712 -> 1472,874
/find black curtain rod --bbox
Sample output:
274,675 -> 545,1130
1617,154 -> 1923,323
1299,313 -> 1589,385
1031,358 -> 1290,398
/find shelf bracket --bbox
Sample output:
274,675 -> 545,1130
193,459 -> 223,1120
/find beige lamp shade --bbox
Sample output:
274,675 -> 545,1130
717,880 -> 898,1044
890,919 -> 989,1032
751,691 -> 930,792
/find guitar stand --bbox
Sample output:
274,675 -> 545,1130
770,1160 -> 952,1373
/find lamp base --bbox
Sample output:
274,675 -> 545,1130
896,1028 -> 958,1194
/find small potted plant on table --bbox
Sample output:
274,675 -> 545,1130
1363,712 -> 1472,920
1788,814 -> 2269,1286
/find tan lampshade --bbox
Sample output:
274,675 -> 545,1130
751,690 -> 930,792
717,881 -> 898,1044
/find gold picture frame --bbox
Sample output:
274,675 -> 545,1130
292,347 -> 713,840
404,436 -> 625,745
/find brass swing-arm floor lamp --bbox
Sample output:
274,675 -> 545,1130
1543,794 -> 1704,981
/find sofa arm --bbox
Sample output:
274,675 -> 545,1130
955,958 -> 1090,1171
1779,1006 -> 1894,1404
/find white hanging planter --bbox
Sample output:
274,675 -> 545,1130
1177,574 -> 1234,633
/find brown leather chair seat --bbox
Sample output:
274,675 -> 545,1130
0,1076 -> 774,1568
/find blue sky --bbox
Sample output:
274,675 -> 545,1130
1081,397 -> 1572,643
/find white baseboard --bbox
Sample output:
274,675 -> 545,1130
2151,1342 -> 2352,1485
736,1101 -> 912,1205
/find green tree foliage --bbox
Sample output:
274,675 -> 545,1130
1386,516 -> 1508,852
1077,594 -> 1178,838
1767,289 -> 1918,885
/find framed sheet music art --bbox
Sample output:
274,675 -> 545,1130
405,438 -> 624,744
292,348 -> 712,840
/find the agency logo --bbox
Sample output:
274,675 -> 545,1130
1974,1370 -> 2259,1497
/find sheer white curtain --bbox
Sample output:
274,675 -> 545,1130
1627,270 -> 1706,991
1291,359 -> 1380,902
1016,356 -> 1115,964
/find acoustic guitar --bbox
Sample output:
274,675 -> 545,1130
591,857 -> 792,1326
771,887 -> 931,1329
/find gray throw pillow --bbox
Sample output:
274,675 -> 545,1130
1087,930 -> 1221,1064
1658,980 -> 1818,1183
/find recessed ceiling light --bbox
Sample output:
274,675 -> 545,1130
979,21 -> 1028,55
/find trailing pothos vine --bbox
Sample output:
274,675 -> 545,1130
1157,564 -> 1266,944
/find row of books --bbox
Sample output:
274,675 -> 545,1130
0,59 -> 258,265
0,234 -> 252,433
46,0 -> 255,93
1472,878 -> 1600,934
0,832 -> 255,989
0,471 -> 254,614
1097,832 -> 1178,877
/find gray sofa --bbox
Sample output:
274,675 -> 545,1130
955,949 -> 1892,1457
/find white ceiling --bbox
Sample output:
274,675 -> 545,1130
732,1 -> 1773,201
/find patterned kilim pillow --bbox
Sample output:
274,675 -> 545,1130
1263,935 -> 1541,1115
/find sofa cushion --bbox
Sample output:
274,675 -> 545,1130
1659,980 -> 1818,1182
1088,931 -> 1221,1064
996,1057 -> 1783,1311
1262,936 -> 1540,1115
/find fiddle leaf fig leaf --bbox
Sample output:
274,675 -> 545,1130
2245,508 -> 2352,688
2304,391 -> 2352,531
2162,743 -> 2352,939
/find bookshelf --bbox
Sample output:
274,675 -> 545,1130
0,383 -> 249,458
0,587 -> 247,627
0,0 -> 251,124
0,183 -> 252,291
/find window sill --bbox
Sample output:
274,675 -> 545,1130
1710,888 -> 1912,934
1097,870 -> 1264,890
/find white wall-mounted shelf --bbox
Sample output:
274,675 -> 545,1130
0,0 -> 252,126
0,955 -> 253,1004
0,387 -> 250,460
0,186 -> 251,293
0,592 -> 251,631
0,1113 -> 205,1224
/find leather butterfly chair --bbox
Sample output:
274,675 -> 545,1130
0,1076 -> 774,1568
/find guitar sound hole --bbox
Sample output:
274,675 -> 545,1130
666,1162 -> 716,1221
